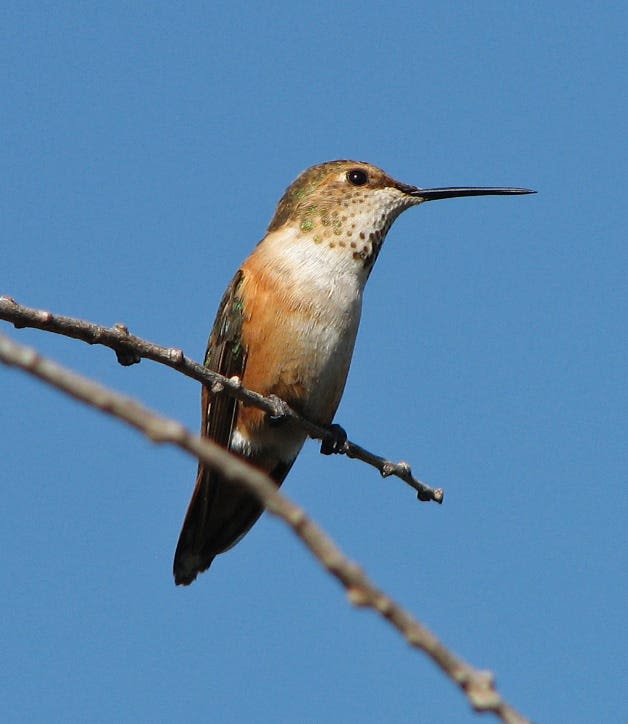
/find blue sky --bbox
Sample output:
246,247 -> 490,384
1,3 -> 625,723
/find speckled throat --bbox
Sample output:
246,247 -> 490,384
267,160 -> 423,272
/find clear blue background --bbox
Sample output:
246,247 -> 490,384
2,3 -> 625,723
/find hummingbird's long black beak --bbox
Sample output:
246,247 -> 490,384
410,186 -> 536,201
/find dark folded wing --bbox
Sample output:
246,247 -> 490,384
173,270 -> 250,584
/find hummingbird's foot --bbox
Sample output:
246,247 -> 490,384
320,423 -> 348,455
267,394 -> 291,426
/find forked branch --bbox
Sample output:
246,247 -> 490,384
0,296 -> 442,503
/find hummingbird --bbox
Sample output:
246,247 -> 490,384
173,160 -> 534,585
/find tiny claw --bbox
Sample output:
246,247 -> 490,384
320,423 -> 347,455
267,394 -> 290,426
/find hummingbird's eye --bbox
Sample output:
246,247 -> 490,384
347,169 -> 369,186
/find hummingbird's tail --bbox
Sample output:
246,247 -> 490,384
173,459 -> 293,585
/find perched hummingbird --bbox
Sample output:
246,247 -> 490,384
173,160 -> 534,585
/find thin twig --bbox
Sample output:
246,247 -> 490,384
0,330 -> 528,724
0,295 -> 443,503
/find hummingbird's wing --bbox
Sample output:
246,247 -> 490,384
173,270 -> 294,585
173,270 -> 247,584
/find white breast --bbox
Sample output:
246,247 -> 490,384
255,225 -> 366,422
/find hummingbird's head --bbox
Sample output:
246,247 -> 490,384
267,160 -> 534,273
267,160 -> 423,272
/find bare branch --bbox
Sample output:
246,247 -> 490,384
0,330 -> 529,723
0,295 -> 443,503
